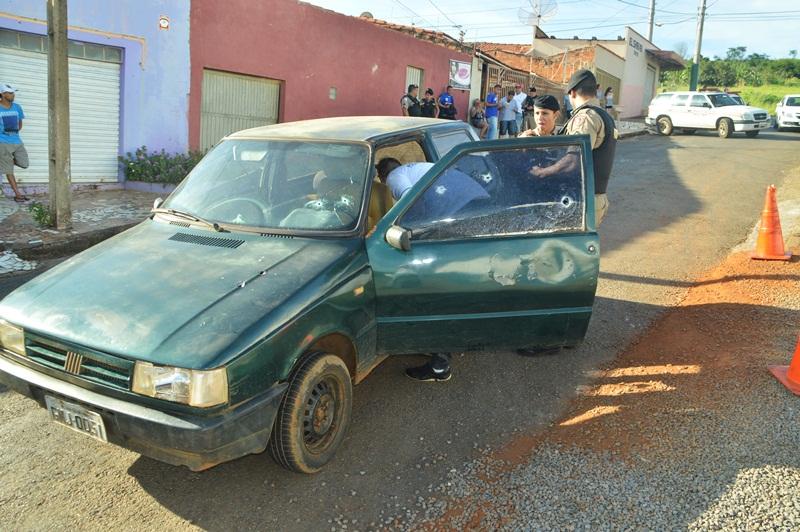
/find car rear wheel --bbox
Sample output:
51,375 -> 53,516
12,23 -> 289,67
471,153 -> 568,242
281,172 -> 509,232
682,129 -> 696,135
657,116 -> 673,136
269,352 -> 352,474
717,118 -> 734,138
745,130 -> 759,138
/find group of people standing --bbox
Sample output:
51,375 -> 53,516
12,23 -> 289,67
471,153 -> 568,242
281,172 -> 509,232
401,84 -> 457,120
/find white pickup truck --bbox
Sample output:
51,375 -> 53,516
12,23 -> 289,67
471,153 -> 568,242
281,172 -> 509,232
646,91 -> 771,138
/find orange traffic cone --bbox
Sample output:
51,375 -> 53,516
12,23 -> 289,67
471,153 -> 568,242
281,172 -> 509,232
769,336 -> 800,396
752,184 -> 791,260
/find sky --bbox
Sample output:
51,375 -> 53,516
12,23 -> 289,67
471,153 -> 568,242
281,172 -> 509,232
304,0 -> 799,60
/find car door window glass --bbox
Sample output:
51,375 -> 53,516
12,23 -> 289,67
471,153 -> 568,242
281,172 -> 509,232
673,94 -> 689,106
399,144 -> 585,241
690,95 -> 709,107
432,131 -> 473,157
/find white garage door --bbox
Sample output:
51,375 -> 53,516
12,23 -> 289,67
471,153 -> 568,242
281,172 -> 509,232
0,47 -> 120,183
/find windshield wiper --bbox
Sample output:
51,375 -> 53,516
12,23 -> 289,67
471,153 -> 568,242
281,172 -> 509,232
151,207 -> 229,232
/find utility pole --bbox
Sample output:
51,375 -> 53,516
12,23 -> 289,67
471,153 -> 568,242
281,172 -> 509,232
46,0 -> 72,229
647,0 -> 656,42
689,0 -> 707,91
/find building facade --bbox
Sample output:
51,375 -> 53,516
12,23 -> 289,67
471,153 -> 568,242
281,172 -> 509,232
189,0 -> 473,151
0,0 -> 191,186
477,27 -> 683,118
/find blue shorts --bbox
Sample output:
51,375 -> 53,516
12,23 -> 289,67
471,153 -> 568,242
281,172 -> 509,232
499,120 -> 518,136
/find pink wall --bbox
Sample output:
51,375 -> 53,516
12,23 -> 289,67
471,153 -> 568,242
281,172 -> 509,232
189,0 -> 472,150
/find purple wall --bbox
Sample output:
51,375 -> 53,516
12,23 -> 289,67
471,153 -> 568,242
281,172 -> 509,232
0,0 -> 191,160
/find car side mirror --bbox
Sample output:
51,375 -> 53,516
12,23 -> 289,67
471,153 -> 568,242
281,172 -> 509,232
385,225 -> 411,251
703,103 -> 711,108
153,197 -> 164,210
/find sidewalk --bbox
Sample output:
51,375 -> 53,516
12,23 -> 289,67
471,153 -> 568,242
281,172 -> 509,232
0,189 -> 159,274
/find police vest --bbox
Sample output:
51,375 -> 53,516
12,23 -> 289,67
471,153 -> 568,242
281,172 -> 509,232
560,105 -> 616,195
402,94 -> 422,117
421,99 -> 437,118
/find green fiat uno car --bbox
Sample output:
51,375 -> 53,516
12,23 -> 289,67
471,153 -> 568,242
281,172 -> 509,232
0,117 -> 599,473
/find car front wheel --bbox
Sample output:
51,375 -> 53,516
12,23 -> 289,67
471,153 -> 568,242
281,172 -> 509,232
718,118 -> 734,138
269,352 -> 353,474
657,116 -> 673,135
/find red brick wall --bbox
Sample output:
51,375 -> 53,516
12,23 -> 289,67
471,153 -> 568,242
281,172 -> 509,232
487,47 -> 596,86
188,0 -> 472,150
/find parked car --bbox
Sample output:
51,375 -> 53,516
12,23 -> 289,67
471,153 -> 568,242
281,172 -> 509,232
775,94 -> 800,131
0,117 -> 600,473
646,91 -> 771,138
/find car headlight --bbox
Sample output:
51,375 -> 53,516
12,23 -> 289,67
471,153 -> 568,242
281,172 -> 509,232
742,112 -> 753,121
0,319 -> 25,356
132,362 -> 228,407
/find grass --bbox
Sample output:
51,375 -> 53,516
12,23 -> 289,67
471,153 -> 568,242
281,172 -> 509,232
732,82 -> 800,112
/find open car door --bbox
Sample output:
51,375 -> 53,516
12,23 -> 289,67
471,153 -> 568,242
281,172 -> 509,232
366,135 -> 600,354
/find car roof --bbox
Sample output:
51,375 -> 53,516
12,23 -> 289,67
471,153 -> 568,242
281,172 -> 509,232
782,94 -> 800,99
226,116 -> 464,142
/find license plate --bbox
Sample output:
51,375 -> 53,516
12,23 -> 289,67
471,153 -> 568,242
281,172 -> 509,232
45,396 -> 108,443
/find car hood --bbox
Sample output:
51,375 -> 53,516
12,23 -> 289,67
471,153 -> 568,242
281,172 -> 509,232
0,220 -> 361,368
736,105 -> 770,115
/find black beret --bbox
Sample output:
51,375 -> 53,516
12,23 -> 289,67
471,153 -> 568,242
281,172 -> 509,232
534,95 -> 560,111
565,68 -> 597,93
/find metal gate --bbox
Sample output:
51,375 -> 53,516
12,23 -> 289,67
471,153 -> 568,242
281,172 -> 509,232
200,69 -> 280,152
0,46 -> 120,183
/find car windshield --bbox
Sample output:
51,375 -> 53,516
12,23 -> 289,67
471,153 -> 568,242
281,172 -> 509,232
162,139 -> 370,232
707,94 -> 738,107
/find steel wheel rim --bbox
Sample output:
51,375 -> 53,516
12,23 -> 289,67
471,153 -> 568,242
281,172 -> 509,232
302,376 -> 341,453
658,119 -> 669,133
720,122 -> 729,135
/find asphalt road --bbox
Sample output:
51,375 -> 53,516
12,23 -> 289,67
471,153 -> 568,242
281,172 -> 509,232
1,129 -> 799,531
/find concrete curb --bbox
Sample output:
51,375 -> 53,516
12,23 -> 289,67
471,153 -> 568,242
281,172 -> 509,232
619,129 -> 651,139
12,221 -> 140,261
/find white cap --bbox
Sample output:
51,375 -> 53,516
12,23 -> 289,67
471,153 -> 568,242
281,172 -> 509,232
0,84 -> 18,94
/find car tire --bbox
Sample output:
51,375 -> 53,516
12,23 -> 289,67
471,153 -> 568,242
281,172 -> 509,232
745,130 -> 759,138
682,129 -> 696,135
269,352 -> 352,474
717,118 -> 734,138
657,116 -> 673,136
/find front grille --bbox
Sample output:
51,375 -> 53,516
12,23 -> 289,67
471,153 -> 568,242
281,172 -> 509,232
754,113 -> 767,120
26,335 -> 134,391
168,232 -> 245,249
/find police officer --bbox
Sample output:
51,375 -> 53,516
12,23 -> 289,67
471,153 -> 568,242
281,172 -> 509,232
401,84 -> 422,117
518,95 -> 560,137
528,69 -> 617,226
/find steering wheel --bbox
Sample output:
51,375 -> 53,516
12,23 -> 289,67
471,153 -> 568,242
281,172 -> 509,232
206,197 -> 269,225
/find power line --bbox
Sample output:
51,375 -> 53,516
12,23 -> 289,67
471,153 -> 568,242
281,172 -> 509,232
423,0 -> 462,28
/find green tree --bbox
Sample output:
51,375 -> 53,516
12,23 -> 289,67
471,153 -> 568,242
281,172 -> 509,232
790,50 -> 798,59
725,46 -> 747,61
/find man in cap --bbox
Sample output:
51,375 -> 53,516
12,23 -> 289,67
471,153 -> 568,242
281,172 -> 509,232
519,95 -> 560,137
528,69 -> 617,226
0,83 -> 29,202
401,84 -> 422,117
521,86 -> 538,131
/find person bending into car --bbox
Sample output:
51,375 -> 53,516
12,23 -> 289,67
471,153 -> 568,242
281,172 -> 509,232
375,157 -> 451,382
